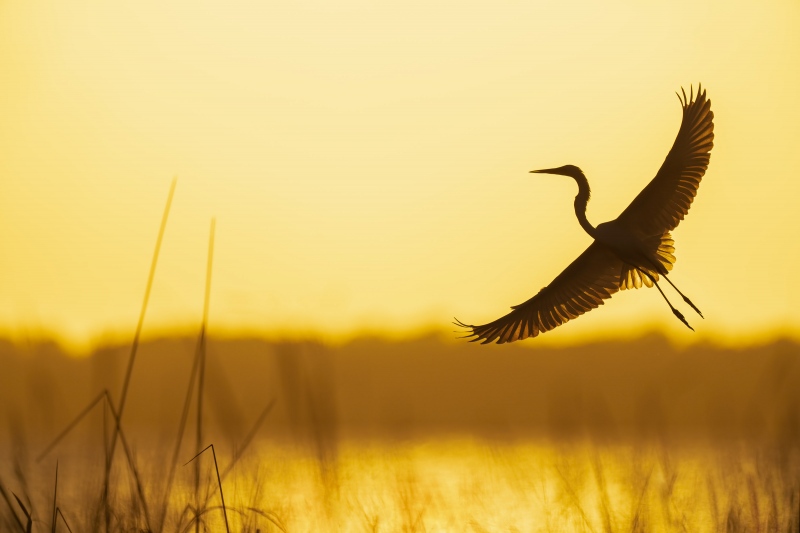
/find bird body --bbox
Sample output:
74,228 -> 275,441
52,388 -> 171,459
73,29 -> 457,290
457,86 -> 713,344
593,220 -> 667,276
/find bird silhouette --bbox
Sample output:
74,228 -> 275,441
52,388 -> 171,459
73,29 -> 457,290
456,86 -> 714,344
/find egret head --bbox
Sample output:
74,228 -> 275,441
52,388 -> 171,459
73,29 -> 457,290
529,165 -> 585,179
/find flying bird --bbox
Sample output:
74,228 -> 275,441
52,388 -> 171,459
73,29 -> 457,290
456,86 -> 714,344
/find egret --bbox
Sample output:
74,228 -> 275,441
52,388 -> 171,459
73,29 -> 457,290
456,86 -> 714,344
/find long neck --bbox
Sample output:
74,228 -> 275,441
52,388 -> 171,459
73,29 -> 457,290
572,172 -> 596,237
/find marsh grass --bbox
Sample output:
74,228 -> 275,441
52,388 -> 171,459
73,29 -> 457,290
4,347 -> 800,533
183,444 -> 229,533
5,336 -> 800,533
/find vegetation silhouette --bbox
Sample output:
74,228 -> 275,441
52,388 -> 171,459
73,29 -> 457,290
457,86 -> 714,343
3,334 -> 800,531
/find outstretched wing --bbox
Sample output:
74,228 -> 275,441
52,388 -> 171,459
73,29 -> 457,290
456,242 -> 623,344
617,86 -> 714,237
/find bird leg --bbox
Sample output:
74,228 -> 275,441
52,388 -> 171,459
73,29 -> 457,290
660,274 -> 703,318
644,272 -> 694,331
641,256 -> 704,319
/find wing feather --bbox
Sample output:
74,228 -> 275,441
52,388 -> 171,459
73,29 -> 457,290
617,85 -> 714,236
456,242 -> 622,344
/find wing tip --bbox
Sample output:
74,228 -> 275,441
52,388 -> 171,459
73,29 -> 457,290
453,317 -> 481,341
678,83 -> 710,110
454,316 -> 518,345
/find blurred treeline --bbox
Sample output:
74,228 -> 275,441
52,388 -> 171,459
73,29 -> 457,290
1,335 -> 798,447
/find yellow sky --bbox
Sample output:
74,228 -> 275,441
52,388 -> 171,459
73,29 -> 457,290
1,0 -> 799,352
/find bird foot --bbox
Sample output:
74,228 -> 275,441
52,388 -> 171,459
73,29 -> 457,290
672,308 -> 694,331
683,296 -> 704,319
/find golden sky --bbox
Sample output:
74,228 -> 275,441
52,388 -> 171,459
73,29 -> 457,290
1,0 -> 799,352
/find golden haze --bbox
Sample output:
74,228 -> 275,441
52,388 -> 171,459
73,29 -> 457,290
1,1 -> 799,352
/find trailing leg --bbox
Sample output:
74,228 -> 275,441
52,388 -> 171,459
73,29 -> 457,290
660,273 -> 703,318
643,272 -> 694,331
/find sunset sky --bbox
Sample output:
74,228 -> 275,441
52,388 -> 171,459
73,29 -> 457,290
1,0 -> 798,352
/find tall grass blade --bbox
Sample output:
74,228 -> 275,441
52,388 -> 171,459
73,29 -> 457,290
160,335 -> 202,528
114,177 -> 177,431
103,394 -> 152,530
184,444 -> 230,533
0,479 -> 26,531
11,459 -> 32,529
194,218 -> 216,533
157,218 -> 217,531
55,508 -> 73,533
222,399 -> 276,480
37,391 -> 107,462
12,493 -> 32,533
196,399 -> 276,513
103,177 -> 176,532
50,461 -> 58,533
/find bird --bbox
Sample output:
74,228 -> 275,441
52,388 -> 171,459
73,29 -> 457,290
456,86 -> 714,344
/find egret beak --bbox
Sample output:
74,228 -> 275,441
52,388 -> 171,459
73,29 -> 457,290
529,165 -> 582,178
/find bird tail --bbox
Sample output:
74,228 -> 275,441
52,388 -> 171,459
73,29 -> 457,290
619,232 -> 676,290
